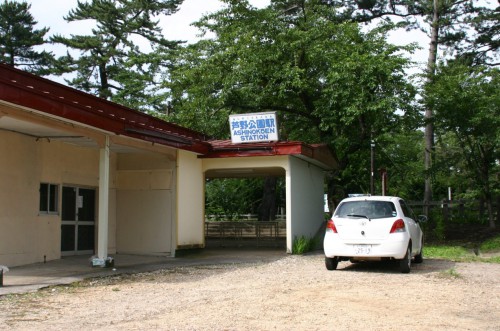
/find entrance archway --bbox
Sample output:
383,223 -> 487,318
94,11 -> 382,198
204,167 -> 287,249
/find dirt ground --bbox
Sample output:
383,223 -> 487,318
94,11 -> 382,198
1,252 -> 499,331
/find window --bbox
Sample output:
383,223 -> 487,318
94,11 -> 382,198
335,201 -> 396,219
399,200 -> 414,219
39,183 -> 59,214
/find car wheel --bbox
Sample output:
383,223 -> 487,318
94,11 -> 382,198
399,245 -> 411,273
325,257 -> 338,270
414,240 -> 424,264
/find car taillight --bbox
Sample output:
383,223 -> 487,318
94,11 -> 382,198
389,219 -> 405,233
326,219 -> 338,233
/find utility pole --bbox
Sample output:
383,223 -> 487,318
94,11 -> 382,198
370,137 -> 375,195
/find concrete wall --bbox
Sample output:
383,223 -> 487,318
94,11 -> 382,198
176,150 -> 204,250
0,131 -> 101,267
115,152 -> 175,255
286,156 -> 326,252
203,155 -> 289,173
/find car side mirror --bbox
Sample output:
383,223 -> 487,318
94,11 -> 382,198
417,215 -> 428,223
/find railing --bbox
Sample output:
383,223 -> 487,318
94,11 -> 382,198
408,199 -> 499,224
205,220 -> 286,247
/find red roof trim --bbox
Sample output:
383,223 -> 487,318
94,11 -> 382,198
0,65 -> 337,169
0,64 -> 211,154
202,140 -> 337,170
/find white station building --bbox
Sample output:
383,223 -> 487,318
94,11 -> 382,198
0,64 -> 336,267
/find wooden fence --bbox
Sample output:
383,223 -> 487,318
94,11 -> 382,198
407,199 -> 499,224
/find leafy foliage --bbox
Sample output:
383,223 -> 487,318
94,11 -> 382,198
426,62 -> 499,227
167,0 -> 419,201
0,0 -> 53,73
205,178 -> 263,220
205,177 -> 286,221
50,0 -> 183,111
292,235 -> 318,254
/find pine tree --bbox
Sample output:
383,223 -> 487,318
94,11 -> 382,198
51,0 -> 183,111
0,0 -> 53,74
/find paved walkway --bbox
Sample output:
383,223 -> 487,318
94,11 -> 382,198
0,248 -> 286,296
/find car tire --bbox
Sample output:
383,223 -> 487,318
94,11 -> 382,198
399,245 -> 411,273
414,240 -> 424,264
325,257 -> 338,270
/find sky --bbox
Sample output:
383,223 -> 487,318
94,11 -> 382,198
25,0 -> 270,46
15,0 -> 495,75
19,0 -> 429,71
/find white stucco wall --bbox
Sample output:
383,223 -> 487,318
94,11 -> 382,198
203,155 -> 289,174
176,150 -> 205,250
286,157 -> 326,252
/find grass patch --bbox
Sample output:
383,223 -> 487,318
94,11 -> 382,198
424,245 -> 471,260
425,234 -> 500,263
480,235 -> 500,252
292,236 -> 317,254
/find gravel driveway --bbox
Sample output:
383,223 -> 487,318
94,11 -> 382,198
1,251 -> 499,331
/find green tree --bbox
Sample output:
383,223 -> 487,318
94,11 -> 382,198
205,178 -> 265,220
468,3 -> 499,66
426,62 -> 499,229
375,131 -> 425,200
325,0 -> 495,210
51,0 -> 182,111
167,0 -> 419,204
0,0 -> 53,74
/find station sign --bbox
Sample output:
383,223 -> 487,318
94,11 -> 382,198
229,112 -> 279,143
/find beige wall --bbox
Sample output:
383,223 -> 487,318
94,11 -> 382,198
115,152 -> 175,255
0,128 -> 178,266
176,150 -> 204,250
1,124 -> 327,265
0,131 -> 101,267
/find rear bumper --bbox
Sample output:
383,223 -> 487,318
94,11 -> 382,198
323,232 -> 409,259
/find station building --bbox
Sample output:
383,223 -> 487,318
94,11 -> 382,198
0,64 -> 335,267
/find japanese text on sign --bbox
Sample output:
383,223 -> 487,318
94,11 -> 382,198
229,112 -> 279,143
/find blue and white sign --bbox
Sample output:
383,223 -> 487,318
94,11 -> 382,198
229,112 -> 279,143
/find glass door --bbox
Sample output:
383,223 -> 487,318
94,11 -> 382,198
61,186 -> 96,255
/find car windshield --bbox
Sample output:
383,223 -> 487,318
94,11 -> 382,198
334,201 -> 396,219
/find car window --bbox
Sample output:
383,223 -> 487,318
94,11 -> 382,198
399,200 -> 415,219
335,201 -> 396,219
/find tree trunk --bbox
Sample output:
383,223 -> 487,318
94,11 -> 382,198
258,176 -> 277,222
98,63 -> 111,99
424,0 -> 439,215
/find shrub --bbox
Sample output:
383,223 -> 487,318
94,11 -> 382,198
292,236 -> 317,254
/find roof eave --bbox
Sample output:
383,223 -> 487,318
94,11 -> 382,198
202,140 -> 337,170
0,64 -> 211,154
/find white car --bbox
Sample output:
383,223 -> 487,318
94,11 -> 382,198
323,196 -> 427,273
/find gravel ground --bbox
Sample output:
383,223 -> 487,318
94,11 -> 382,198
0,252 -> 499,331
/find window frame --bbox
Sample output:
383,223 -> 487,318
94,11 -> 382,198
39,183 -> 59,214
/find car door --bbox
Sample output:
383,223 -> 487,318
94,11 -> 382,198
399,199 -> 422,253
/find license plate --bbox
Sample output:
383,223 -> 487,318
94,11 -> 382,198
353,245 -> 372,255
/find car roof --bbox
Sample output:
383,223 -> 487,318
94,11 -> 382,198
340,196 -> 401,203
